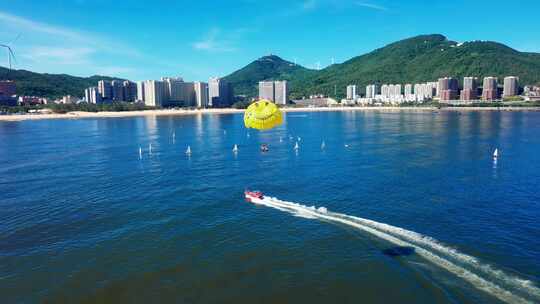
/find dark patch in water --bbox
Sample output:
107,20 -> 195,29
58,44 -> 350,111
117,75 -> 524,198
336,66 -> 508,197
382,246 -> 415,257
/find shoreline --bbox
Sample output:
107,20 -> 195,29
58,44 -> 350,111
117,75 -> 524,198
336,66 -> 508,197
1,106 -> 539,122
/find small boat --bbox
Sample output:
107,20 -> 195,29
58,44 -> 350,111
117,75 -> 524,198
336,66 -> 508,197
149,143 -> 152,154
294,141 -> 299,150
233,144 -> 239,153
260,144 -> 269,152
185,145 -> 192,155
139,147 -> 142,159
321,140 -> 326,150
279,137 -> 283,143
344,144 -> 350,148
245,190 -> 264,203
493,148 -> 499,158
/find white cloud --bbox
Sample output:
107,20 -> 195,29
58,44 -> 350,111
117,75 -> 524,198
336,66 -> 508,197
192,28 -> 238,53
23,46 -> 95,65
355,2 -> 388,11
0,10 -> 145,78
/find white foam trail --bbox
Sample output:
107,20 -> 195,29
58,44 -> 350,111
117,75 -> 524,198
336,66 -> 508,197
252,197 -> 538,304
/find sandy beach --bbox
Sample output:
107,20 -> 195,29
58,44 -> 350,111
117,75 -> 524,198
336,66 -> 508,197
1,106 -> 539,122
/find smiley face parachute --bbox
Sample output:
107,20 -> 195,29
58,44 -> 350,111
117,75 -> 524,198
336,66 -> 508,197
244,99 -> 283,130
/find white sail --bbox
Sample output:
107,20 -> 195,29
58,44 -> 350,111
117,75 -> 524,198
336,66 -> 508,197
493,148 -> 499,158
149,143 -> 152,154
139,147 -> 142,159
186,145 -> 192,155
233,144 -> 238,152
321,140 -> 326,150
294,141 -> 299,150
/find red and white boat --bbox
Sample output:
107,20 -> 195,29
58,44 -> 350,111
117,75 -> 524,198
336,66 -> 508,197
245,190 -> 264,203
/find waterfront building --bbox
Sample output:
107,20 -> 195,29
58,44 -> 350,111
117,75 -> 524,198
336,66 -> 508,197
259,81 -> 274,101
404,84 -> 413,96
381,84 -> 390,98
194,82 -> 209,108
461,77 -> 478,101
0,80 -> 16,97
85,87 -> 102,104
503,76 -> 519,98
391,84 -> 402,96
274,81 -> 288,105
61,95 -> 78,104
98,80 -> 112,100
123,81 -> 137,102
111,80 -> 124,102
482,77 -> 498,101
209,77 -> 233,107
365,84 -> 379,99
136,81 -> 145,102
346,85 -> 357,100
438,77 -> 459,100
143,80 -> 166,107
258,80 -> 288,105
163,77 -> 196,106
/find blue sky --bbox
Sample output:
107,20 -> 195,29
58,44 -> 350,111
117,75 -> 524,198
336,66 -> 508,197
1,0 -> 539,82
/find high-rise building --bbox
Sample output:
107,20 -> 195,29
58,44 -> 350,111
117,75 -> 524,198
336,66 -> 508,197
122,81 -> 137,102
136,81 -> 145,102
111,80 -> 124,102
162,77 -> 196,106
62,95 -> 77,104
85,87 -> 102,104
274,81 -> 288,105
0,80 -> 17,105
404,84 -> 413,96
194,82 -> 209,108
365,84 -> 379,98
209,77 -> 233,107
461,77 -> 478,100
144,80 -> 166,107
482,77 -> 498,101
0,80 -> 16,97
346,85 -> 357,100
98,80 -> 112,100
438,77 -> 459,100
503,76 -> 519,98
259,81 -> 275,101
392,84 -> 402,96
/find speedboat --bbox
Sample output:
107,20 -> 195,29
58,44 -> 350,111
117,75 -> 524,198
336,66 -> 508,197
260,144 -> 269,152
245,190 -> 264,203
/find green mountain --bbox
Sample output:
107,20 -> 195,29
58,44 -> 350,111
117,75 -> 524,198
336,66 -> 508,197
223,54 -> 316,97
0,67 -> 121,99
3,34 -> 540,101
226,34 -> 540,99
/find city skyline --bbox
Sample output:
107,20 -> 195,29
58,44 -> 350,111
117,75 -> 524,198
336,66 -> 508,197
1,1 -> 540,81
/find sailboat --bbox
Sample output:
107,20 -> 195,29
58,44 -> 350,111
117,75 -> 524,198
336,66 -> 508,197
139,147 -> 142,159
493,148 -> 499,159
233,144 -> 239,153
321,140 -> 326,150
294,141 -> 299,150
149,143 -> 152,154
186,145 -> 192,155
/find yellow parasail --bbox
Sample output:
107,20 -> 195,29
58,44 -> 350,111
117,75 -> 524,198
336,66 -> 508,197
244,99 -> 283,130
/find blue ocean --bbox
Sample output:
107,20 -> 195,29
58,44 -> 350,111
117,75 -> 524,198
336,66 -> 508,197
1,110 -> 539,303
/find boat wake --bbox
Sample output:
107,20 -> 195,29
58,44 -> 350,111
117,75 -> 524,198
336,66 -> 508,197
253,196 -> 539,304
